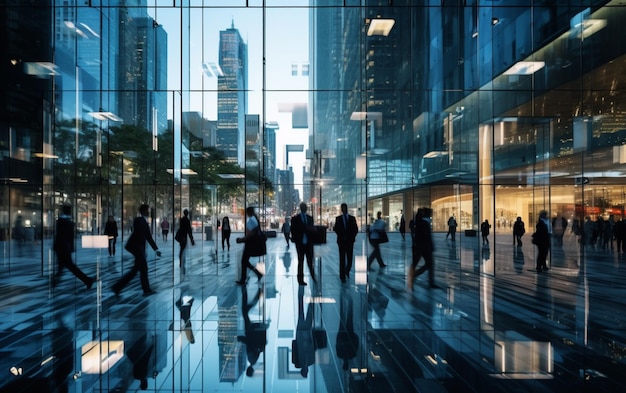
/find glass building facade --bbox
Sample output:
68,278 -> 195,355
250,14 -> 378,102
2,1 -> 626,392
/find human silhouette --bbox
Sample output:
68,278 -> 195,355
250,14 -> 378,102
446,216 -> 457,241
235,206 -> 264,285
533,210 -> 551,273
126,327 -> 154,390
293,286 -> 315,377
409,208 -> 437,289
112,204 -> 160,296
282,249 -> 292,275
334,203 -> 359,283
367,211 -> 387,270
290,202 -> 316,286
237,285 -> 267,377
104,215 -> 119,257
399,211 -> 406,240
160,217 -> 170,241
53,204 -> 95,289
513,216 -> 525,246
336,287 -> 359,371
221,216 -> 231,251
481,219 -> 491,244
177,209 -> 195,271
281,218 -> 291,248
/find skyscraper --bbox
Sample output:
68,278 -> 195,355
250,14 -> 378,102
217,21 -> 248,166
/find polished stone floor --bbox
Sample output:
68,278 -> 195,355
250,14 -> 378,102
1,229 -> 625,392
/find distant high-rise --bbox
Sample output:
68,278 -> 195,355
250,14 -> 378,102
217,21 -> 248,166
118,15 -> 168,133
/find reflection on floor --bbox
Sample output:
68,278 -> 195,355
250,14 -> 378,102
1,230 -> 625,392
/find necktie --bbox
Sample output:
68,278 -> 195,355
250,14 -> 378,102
343,214 -> 347,228
302,213 -> 308,245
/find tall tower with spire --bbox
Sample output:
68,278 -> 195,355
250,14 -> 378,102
217,20 -> 248,166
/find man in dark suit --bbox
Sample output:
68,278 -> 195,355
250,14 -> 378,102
333,203 -> 358,283
113,204 -> 160,296
290,202 -> 316,285
53,204 -> 95,289
409,207 -> 438,289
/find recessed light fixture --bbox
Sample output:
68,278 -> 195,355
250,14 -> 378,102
367,19 -> 395,36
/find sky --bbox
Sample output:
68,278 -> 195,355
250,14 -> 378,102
149,6 -> 310,177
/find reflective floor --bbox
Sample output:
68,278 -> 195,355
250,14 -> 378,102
1,230 -> 625,392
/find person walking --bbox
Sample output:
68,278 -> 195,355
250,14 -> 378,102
221,216 -> 232,251
104,215 -> 119,257
367,211 -> 387,270
177,209 -> 195,269
235,206 -> 264,285
409,208 -> 437,289
290,202 -> 316,286
446,216 -> 457,241
552,213 -> 567,246
160,217 -> 170,241
614,217 -> 626,253
281,218 -> 291,248
399,211 -> 406,240
53,204 -> 95,289
513,216 -> 525,246
480,219 -> 491,245
334,203 -> 359,283
112,204 -> 160,296
533,210 -> 551,273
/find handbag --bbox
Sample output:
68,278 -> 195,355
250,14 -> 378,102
174,228 -> 183,243
247,229 -> 267,256
378,230 -> 389,244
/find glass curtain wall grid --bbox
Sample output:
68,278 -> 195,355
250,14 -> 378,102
1,1 -> 626,392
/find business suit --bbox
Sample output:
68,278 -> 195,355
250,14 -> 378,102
410,210 -> 436,289
113,214 -> 158,295
334,212 -> 358,282
54,212 -> 93,289
291,209 -> 315,285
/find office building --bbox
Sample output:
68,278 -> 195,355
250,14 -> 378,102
1,2 -> 625,392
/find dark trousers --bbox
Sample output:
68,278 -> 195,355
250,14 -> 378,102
179,240 -> 188,264
295,243 -> 315,283
239,247 -> 261,282
114,253 -> 150,292
536,245 -> 550,271
55,251 -> 91,286
514,234 -> 523,246
367,242 -> 385,267
222,230 -> 231,250
108,237 -> 117,256
411,249 -> 434,285
338,242 -> 354,280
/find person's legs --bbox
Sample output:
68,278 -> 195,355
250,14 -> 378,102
338,243 -> 347,280
113,259 -> 140,293
296,245 -> 305,283
346,244 -> 354,276
137,256 -> 151,292
64,257 -> 92,287
305,245 -> 315,281
225,231 -> 230,250
179,241 -> 187,266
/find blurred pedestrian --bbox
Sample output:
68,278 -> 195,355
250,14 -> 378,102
513,216 -> 525,246
235,206 -> 264,285
533,210 -> 551,273
409,208 -> 437,289
104,215 -> 119,257
480,219 -> 491,245
160,217 -> 170,242
53,204 -> 95,289
112,204 -> 160,296
367,211 -> 387,270
291,202 -> 316,285
221,216 -> 231,251
334,203 -> 358,283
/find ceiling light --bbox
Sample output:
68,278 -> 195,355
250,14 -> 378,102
367,19 -> 395,36
503,61 -> 545,75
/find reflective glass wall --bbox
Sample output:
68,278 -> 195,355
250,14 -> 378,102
2,0 -> 626,389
